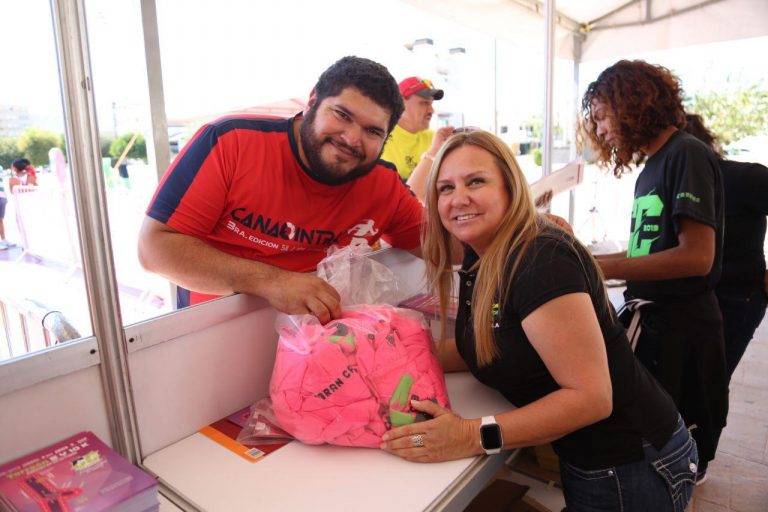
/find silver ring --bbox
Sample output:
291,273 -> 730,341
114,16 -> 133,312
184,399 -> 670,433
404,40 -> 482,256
411,434 -> 424,447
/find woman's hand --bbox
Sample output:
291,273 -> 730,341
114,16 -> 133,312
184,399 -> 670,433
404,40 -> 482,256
380,400 -> 479,462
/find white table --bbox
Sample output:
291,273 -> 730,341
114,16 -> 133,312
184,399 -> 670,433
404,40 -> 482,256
144,372 -> 515,512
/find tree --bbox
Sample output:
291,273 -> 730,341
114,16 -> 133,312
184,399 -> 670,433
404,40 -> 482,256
108,133 -> 147,162
58,133 -> 67,159
532,147 -> 543,166
100,135 -> 114,159
0,135 -> 18,170
685,82 -> 768,147
16,128 -> 66,166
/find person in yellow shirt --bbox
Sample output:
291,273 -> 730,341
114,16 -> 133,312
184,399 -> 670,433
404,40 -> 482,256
382,77 -> 453,196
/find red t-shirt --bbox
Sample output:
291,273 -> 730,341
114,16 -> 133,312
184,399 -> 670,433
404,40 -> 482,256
147,116 -> 424,305
24,165 -> 37,179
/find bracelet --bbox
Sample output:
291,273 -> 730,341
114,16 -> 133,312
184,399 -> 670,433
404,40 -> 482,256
421,152 -> 435,162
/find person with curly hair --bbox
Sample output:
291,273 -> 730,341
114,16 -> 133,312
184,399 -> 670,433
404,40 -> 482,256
685,113 -> 768,382
581,60 -> 728,484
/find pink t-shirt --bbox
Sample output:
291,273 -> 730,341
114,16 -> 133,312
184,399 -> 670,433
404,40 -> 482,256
270,305 -> 450,447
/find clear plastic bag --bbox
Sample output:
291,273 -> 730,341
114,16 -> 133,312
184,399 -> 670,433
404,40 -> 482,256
316,244 -> 408,307
235,398 -> 294,445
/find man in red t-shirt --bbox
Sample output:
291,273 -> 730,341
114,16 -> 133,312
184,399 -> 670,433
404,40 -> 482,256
139,56 -> 424,322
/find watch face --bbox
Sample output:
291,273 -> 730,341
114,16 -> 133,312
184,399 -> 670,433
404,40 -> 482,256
480,423 -> 503,450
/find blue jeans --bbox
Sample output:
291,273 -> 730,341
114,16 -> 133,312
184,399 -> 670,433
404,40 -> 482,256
560,415 -> 698,512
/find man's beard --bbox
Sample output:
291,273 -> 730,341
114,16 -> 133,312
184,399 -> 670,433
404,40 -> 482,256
298,108 -> 379,186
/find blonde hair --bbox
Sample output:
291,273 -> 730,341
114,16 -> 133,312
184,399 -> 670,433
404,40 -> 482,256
421,131 -> 541,367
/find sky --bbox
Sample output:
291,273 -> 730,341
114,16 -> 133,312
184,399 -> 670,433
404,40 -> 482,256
1,0 -> 766,137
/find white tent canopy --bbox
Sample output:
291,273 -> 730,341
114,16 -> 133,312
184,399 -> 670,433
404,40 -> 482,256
405,0 -> 768,61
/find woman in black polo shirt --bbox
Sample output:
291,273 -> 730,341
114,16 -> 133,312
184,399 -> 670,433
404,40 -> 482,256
380,130 -> 697,511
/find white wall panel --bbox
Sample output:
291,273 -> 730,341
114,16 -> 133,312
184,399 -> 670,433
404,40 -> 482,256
0,367 -> 112,465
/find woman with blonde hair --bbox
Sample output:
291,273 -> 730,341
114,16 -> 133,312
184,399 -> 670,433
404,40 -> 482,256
381,130 -> 697,511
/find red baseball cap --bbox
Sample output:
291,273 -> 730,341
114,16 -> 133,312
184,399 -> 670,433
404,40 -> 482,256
399,77 -> 444,100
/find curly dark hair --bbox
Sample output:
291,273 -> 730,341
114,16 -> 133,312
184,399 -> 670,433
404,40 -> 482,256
581,60 -> 686,177
685,113 -> 724,159
311,56 -> 404,133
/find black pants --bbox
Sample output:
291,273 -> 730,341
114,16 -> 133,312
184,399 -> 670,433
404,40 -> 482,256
716,288 -> 767,381
622,292 -> 728,467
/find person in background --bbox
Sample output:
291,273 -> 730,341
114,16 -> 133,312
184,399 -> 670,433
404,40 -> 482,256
18,158 -> 37,182
381,130 -> 697,512
0,166 -> 8,250
685,113 -> 768,381
581,60 -> 728,484
381,76 -> 453,199
138,56 -> 424,318
9,159 -> 37,192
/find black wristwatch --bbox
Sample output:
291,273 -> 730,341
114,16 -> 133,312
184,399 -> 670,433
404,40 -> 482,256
480,415 -> 504,455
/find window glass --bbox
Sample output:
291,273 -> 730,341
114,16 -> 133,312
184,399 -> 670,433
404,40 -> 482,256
546,53 -> 579,225
0,0 -> 94,361
84,0 -> 174,324
495,36 -> 546,186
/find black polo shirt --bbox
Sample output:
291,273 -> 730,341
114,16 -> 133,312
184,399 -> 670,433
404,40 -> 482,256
456,228 -> 679,469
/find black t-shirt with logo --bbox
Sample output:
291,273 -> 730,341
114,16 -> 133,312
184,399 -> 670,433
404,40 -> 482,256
717,159 -> 768,294
626,130 -> 724,300
456,228 -> 679,469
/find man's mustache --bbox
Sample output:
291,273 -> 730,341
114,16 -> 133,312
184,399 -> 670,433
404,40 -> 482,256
328,138 -> 363,159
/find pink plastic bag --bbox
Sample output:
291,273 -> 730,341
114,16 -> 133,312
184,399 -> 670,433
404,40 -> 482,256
270,304 -> 450,447
267,245 -> 450,448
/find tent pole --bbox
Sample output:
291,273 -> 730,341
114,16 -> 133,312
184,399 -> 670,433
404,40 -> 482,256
542,0 -> 555,177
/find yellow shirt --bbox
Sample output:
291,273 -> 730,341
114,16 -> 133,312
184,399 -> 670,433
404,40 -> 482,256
381,124 -> 434,180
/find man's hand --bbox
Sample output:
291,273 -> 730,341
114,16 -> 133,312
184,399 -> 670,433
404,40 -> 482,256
138,217 -> 342,321
261,270 -> 342,324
